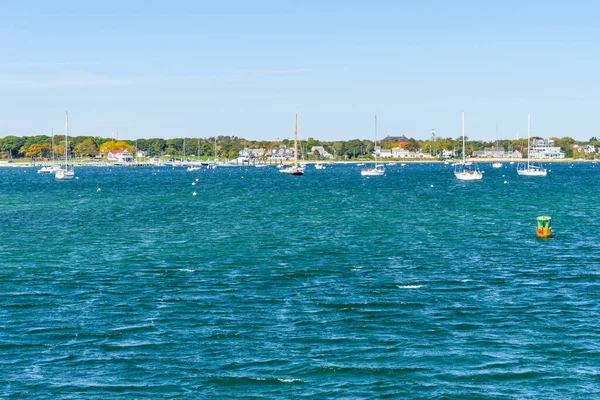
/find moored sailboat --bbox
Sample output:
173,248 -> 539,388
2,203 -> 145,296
361,115 -> 385,177
517,113 -> 547,176
454,112 -> 482,181
55,111 -> 75,180
280,114 -> 305,176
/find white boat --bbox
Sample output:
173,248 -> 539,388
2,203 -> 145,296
361,164 -> 385,176
39,165 -> 63,174
314,163 -> 325,170
38,129 -> 60,174
187,139 -> 202,171
517,113 -> 547,177
387,162 -> 396,166
454,112 -> 482,181
491,122 -> 503,169
361,116 -> 385,177
280,114 -> 304,176
56,111 -> 75,181
208,136 -> 218,169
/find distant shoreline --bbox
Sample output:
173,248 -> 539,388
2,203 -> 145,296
0,158 -> 593,168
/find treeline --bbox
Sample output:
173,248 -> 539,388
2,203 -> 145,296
0,134 -> 597,160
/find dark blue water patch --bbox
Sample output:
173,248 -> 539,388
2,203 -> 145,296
0,163 -> 599,398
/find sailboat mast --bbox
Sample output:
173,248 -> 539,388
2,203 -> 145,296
496,120 -> 499,146
65,111 -> 69,168
294,114 -> 299,165
462,111 -> 466,164
527,112 -> 531,168
51,128 -> 55,163
375,115 -> 378,164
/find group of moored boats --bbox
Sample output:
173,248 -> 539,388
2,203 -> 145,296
37,111 -> 550,181
38,111 -> 75,180
453,112 -> 547,181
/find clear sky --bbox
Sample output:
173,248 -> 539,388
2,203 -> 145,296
0,0 -> 598,141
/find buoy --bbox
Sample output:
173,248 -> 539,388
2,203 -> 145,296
192,191 -> 197,196
536,216 -> 552,238
195,178 -> 199,182
430,184 -> 434,187
504,180 -> 508,184
192,182 -> 196,186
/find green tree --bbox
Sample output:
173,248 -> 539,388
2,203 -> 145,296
73,138 -> 98,156
0,136 -> 26,158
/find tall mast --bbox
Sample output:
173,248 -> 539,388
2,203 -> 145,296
462,111 -> 466,164
495,120 -> 499,157
527,112 -> 531,168
65,111 -> 69,168
51,128 -> 55,164
375,115 -> 378,164
294,114 -> 299,165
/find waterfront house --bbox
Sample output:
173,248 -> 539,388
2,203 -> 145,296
107,149 -> 134,162
267,145 -> 295,161
310,146 -> 334,159
529,139 -> 565,159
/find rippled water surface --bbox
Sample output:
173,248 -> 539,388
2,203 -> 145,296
1,163 -> 599,398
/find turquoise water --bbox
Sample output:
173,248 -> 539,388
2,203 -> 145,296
1,163 -> 599,398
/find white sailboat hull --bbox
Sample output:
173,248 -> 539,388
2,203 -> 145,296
492,162 -> 503,168
455,171 -> 483,180
55,170 -> 75,180
280,165 -> 305,175
517,168 -> 547,176
361,169 -> 385,176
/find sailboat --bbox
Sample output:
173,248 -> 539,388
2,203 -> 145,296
454,111 -> 482,181
361,115 -> 385,176
206,136 -> 218,169
187,138 -> 201,171
38,129 -> 62,174
55,111 -> 75,180
492,121 -> 503,169
280,114 -> 304,175
517,113 -> 547,176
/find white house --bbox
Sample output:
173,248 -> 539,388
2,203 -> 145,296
107,149 -> 134,162
529,139 -> 565,159
310,146 -> 334,159
375,146 -> 433,159
267,145 -> 295,160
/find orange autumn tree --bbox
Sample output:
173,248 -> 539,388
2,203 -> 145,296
99,140 -> 134,155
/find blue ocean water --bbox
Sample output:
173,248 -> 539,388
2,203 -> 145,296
0,162 -> 599,398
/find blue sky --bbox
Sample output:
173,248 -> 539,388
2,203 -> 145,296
0,0 -> 598,141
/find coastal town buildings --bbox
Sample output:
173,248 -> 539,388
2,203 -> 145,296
107,149 -> 134,162
375,146 -> 433,159
472,148 -> 523,158
529,139 -> 565,159
310,146 -> 334,159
